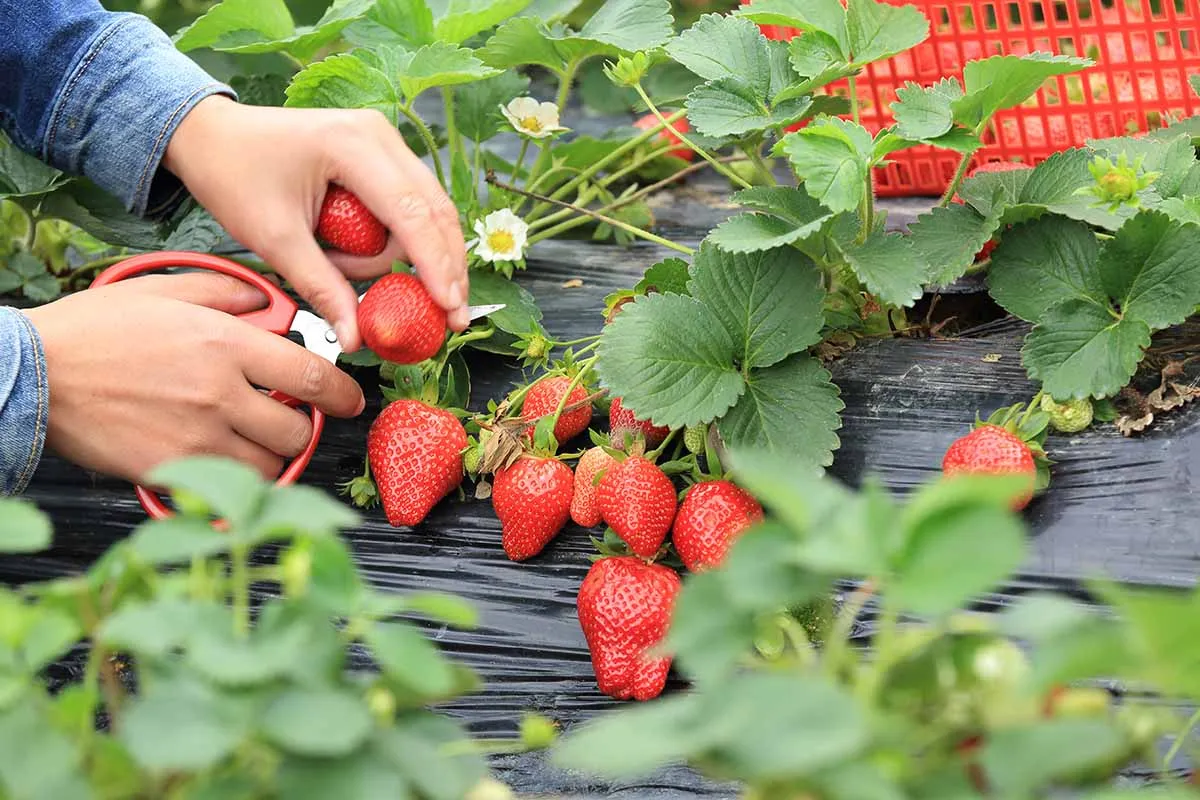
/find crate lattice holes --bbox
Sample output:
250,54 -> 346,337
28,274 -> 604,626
744,0 -> 1200,196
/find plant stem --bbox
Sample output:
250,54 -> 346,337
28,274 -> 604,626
446,327 -> 495,351
231,544 -> 250,639
633,84 -> 752,190
442,87 -> 461,165
487,173 -> 695,255
551,357 -> 596,425
556,61 -> 578,114
554,334 -> 601,347
848,75 -> 862,126
1162,707 -> 1200,773
512,139 -> 530,183
744,145 -> 777,186
824,579 -> 875,680
471,140 -> 483,213
398,103 -> 447,188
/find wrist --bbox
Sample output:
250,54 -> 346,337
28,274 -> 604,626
163,94 -> 239,178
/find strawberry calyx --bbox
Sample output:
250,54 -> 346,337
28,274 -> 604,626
973,395 -> 1055,493
337,454 -> 379,509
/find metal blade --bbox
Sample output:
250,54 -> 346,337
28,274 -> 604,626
468,303 -> 506,320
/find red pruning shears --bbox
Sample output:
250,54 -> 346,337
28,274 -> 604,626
91,251 -> 503,520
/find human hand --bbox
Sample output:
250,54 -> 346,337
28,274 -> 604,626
23,272 -> 365,483
161,95 -> 471,352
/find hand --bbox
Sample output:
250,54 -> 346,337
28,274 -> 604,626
23,272 -> 365,483
161,95 -> 471,351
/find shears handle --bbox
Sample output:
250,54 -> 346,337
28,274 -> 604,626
91,251 -> 326,521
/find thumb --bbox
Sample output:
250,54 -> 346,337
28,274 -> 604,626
252,229 -> 363,352
112,271 -> 269,315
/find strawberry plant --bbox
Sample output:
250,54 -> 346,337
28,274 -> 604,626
0,455 -> 549,798
554,455 -> 1200,797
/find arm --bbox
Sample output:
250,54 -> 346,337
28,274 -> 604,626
0,0 -> 234,217
0,309 -> 48,496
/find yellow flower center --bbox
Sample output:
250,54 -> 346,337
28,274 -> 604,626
487,229 -> 516,253
519,115 -> 544,133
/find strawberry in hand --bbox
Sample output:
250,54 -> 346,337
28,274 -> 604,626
577,555 -> 682,701
317,185 -> 388,257
357,271 -> 449,364
367,399 -> 468,527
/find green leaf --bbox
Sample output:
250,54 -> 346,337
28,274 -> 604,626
686,80 -> 815,138
188,610 -> 309,687
1097,584 -> 1200,700
174,0 -> 374,61
708,186 -> 835,254
284,53 -> 400,124
778,117 -> 872,214
734,0 -> 849,53
364,43 -> 501,105
251,484 -> 359,538
845,0 -> 928,64
890,476 -> 1028,616
21,273 -> 59,302
987,216 -> 1106,323
953,53 -> 1093,130
0,498 -> 51,553
718,354 -> 843,467
163,205 -> 226,252
98,598 -> 208,658
841,229 -> 929,308
667,572 -> 760,682
120,673 -> 249,772
37,181 -> 167,250
665,14 -> 772,98
596,292 -> 744,429
377,714 -> 486,799
0,270 -> 23,295
980,719 -> 1127,796
636,257 -> 691,296
1022,300 -> 1150,399
466,269 -> 545,339
0,133 -> 65,199
1097,210 -> 1200,330
1159,196 -> 1200,225
308,534 -> 367,616
907,203 -> 1001,286
145,456 -> 266,527
480,0 -> 672,72
788,31 -> 851,81
22,609 -> 80,672
432,0 -> 532,44
0,699 -> 88,799
366,622 -> 456,697
398,592 -> 479,628
228,73 -> 290,107
688,242 -> 825,369
347,0 -> 435,49
8,251 -> 45,280
126,517 -> 231,565
456,70 -> 531,141
892,78 -> 962,141
275,750 -> 407,800
261,688 -> 372,758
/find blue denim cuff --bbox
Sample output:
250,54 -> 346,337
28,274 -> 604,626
42,13 -> 236,217
0,307 -> 49,496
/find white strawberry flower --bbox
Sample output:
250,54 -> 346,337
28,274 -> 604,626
471,209 -> 529,262
500,96 -> 568,139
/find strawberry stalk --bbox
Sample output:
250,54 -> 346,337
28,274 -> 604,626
631,83 -> 752,191
396,103 -> 446,188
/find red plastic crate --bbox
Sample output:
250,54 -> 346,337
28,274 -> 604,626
744,0 -> 1200,196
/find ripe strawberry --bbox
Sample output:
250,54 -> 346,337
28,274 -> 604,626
571,446 -> 617,528
609,397 -> 670,449
493,455 -> 574,561
671,480 -> 764,572
368,399 -> 467,527
521,376 -> 592,443
317,185 -> 387,257
577,556 -> 681,701
942,424 -> 1037,510
634,113 -> 694,161
358,272 -> 448,364
597,456 -> 677,558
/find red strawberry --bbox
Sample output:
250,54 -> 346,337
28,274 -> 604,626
597,456 -> 677,558
368,399 -> 467,527
634,113 -> 694,162
493,455 -> 574,561
671,480 -> 764,572
577,556 -> 681,701
317,185 -> 387,257
571,446 -> 617,528
521,376 -> 592,443
358,272 -> 448,364
609,397 -> 670,449
942,424 -> 1037,510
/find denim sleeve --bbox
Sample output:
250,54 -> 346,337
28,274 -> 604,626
0,1 -> 237,217
0,308 -> 48,496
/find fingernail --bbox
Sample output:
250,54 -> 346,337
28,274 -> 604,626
355,395 -> 366,415
446,281 -> 464,309
335,321 -> 355,348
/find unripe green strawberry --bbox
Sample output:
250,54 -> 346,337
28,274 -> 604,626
683,424 -> 706,454
1039,395 -> 1093,433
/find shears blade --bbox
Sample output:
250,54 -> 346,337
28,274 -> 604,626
292,300 -> 507,364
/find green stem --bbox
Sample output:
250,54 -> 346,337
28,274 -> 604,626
471,140 -> 483,213
633,84 -> 752,190
848,75 -> 862,127
1016,390 -> 1047,428
939,125 -> 989,208
553,334 -> 601,347
744,145 -> 777,186
824,579 -> 874,681
1162,707 -> 1200,774
549,358 -> 598,434
556,61 -> 578,113
445,327 -> 495,351
442,87 -> 461,165
398,103 -> 447,188
512,139 -> 530,183
232,544 -> 250,639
